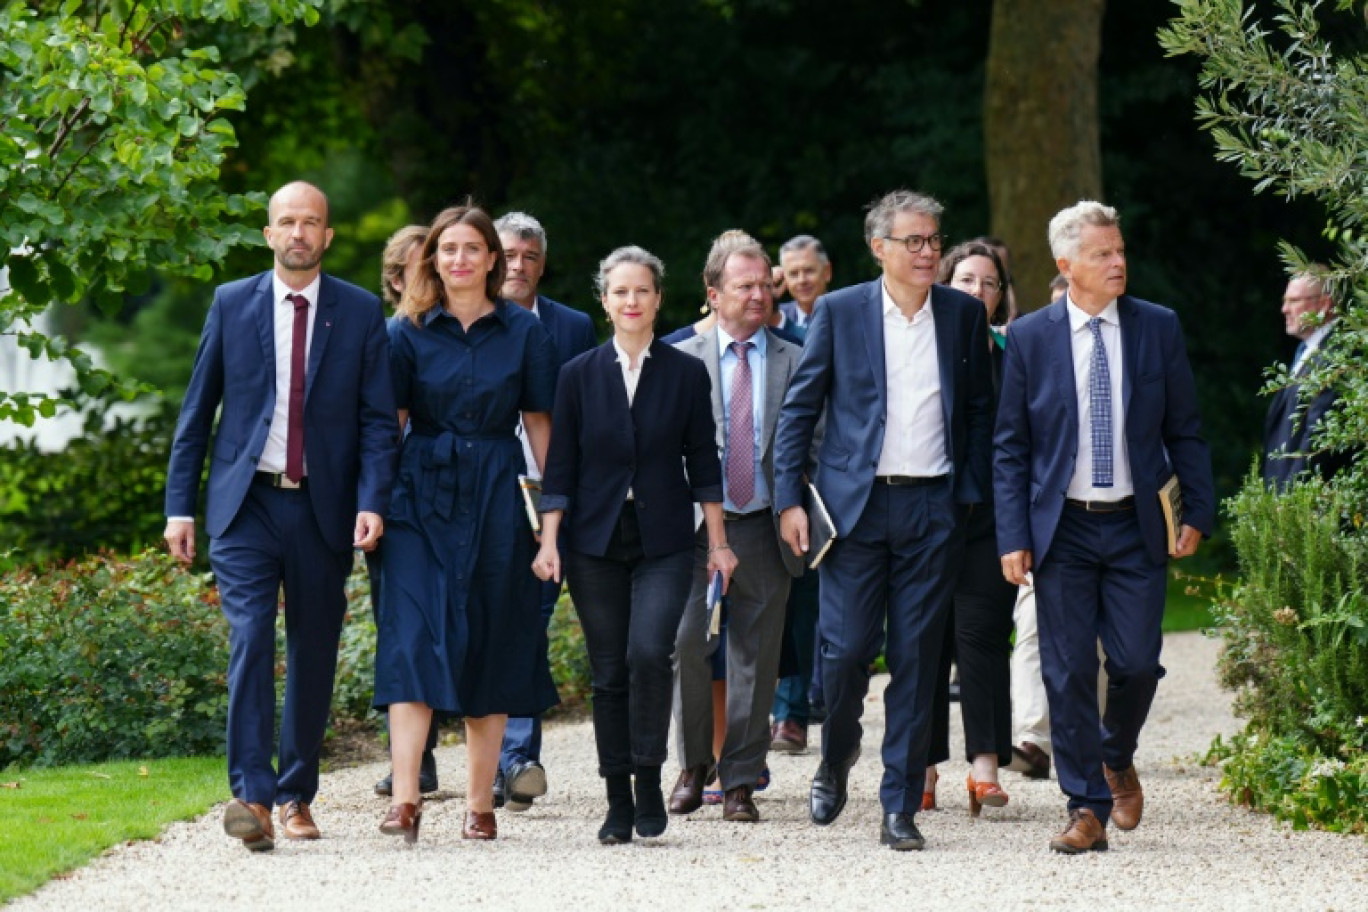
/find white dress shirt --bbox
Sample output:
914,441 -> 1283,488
613,335 -> 652,499
876,283 -> 950,477
259,274 -> 321,474
1292,318 -> 1335,375
1065,295 -> 1133,500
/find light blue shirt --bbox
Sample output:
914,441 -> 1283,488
716,326 -> 769,512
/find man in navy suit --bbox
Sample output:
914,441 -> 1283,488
773,190 -> 994,850
164,181 -> 398,851
775,234 -> 833,342
994,200 -> 1214,854
1262,268 -> 1353,489
493,211 -> 598,812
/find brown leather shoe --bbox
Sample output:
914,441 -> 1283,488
462,809 -> 497,840
722,784 -> 760,822
277,800 -> 321,840
668,764 -> 710,815
769,720 -> 807,753
223,799 -> 274,852
379,801 -> 423,845
1104,763 -> 1143,830
1008,742 -> 1052,779
1049,808 -> 1108,854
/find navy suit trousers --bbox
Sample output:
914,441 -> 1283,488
211,480 -> 352,807
1034,504 -> 1167,824
817,481 -> 961,815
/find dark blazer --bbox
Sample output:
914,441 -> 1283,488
1261,323 -> 1355,488
165,270 -> 398,552
673,327 -> 807,577
773,279 -> 995,536
536,294 -> 597,372
993,294 -> 1215,567
540,338 -> 723,557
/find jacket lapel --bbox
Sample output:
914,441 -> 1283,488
930,286 -> 956,432
1119,295 -> 1139,413
253,272 -> 275,371
691,330 -> 727,451
1047,298 -> 1079,436
861,280 -> 888,408
761,329 -> 787,462
305,274 -> 337,405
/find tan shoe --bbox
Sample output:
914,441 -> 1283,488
223,799 -> 274,852
1049,808 -> 1108,854
1104,764 -> 1143,830
278,799 -> 321,840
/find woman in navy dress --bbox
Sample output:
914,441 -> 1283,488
375,205 -> 559,843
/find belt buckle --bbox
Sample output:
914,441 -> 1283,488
278,475 -> 303,490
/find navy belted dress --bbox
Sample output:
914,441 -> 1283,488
374,301 -> 560,718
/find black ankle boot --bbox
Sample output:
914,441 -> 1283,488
598,774 -> 634,844
633,765 -> 667,838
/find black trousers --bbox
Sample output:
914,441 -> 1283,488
929,501 -> 1015,767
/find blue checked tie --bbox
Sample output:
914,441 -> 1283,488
1088,317 -> 1113,488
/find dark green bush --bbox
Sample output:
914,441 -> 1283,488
0,397 -> 181,572
1209,473 -> 1368,831
0,549 -> 229,767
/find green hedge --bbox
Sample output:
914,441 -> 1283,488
1208,474 -> 1368,833
0,549 -> 591,768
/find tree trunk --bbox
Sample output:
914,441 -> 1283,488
985,0 -> 1105,313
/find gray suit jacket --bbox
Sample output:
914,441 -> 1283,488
674,326 -> 806,577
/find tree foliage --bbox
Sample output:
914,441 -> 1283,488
0,0 -> 322,426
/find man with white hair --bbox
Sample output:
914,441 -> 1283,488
994,200 -> 1214,853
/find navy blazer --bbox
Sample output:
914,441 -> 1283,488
540,339 -> 723,558
1261,323 -> 1355,488
993,294 -> 1215,567
165,270 -> 399,552
536,294 -> 597,373
773,279 -> 995,536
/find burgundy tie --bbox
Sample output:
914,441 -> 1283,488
285,293 -> 309,483
727,340 -> 755,508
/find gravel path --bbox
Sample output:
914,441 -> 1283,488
10,632 -> 1367,911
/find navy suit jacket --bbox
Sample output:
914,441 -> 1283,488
165,270 -> 399,552
540,339 -> 723,557
993,294 -> 1215,567
536,294 -> 597,372
773,279 -> 995,536
1261,323 -> 1355,488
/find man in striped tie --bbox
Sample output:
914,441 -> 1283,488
993,200 -> 1214,854
668,231 -> 807,823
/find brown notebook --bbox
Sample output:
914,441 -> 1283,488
1158,474 -> 1183,553
518,475 -> 542,535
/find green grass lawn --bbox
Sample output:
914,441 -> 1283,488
1164,566 -> 1219,632
0,757 -> 226,904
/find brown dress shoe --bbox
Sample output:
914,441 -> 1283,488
669,764 -> 710,815
769,720 -> 808,753
722,784 -> 760,822
1008,742 -> 1052,780
278,800 -> 321,840
223,799 -> 274,852
462,809 -> 497,840
379,802 -> 423,845
1104,763 -> 1143,830
1049,808 -> 1108,854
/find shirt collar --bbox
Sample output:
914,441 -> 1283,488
1066,294 -> 1119,332
1303,317 -> 1337,352
612,335 -> 653,368
716,324 -> 767,358
272,273 -> 321,308
881,280 -> 933,323
422,297 -> 511,328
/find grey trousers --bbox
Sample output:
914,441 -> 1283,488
672,512 -> 792,789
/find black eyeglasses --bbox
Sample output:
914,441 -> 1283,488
882,233 -> 945,253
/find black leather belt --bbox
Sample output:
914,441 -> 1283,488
875,474 -> 949,487
255,471 -> 307,490
1065,495 -> 1134,513
723,509 -> 768,521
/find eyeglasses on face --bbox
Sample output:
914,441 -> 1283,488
953,275 -> 1002,294
882,233 -> 945,253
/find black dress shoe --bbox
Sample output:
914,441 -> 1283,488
373,749 -> 439,797
810,756 -> 854,826
1008,742 -> 1051,780
880,812 -> 925,851
504,759 -> 547,812
492,767 -> 507,809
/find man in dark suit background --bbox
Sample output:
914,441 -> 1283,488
164,181 -> 398,851
493,211 -> 598,812
775,234 -> 833,342
773,190 -> 994,850
669,231 -> 805,823
1262,267 -> 1354,489
994,200 -> 1214,854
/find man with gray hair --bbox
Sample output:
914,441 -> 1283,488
776,234 -> 833,340
493,210 -> 597,812
994,200 -> 1214,853
773,189 -> 994,849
